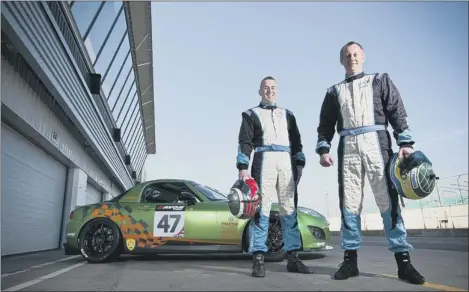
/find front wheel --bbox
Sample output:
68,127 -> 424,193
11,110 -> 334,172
78,218 -> 122,263
265,219 -> 285,262
244,219 -> 286,262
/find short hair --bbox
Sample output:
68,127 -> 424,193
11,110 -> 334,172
260,76 -> 276,88
340,41 -> 364,64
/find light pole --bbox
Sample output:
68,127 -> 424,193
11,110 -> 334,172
457,175 -> 463,202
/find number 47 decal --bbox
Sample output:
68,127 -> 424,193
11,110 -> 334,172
157,214 -> 181,233
153,210 -> 185,237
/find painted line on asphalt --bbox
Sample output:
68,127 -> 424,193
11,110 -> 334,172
1,255 -> 81,278
379,273 -> 468,292
3,262 -> 86,292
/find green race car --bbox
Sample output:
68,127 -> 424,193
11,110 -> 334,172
64,179 -> 332,263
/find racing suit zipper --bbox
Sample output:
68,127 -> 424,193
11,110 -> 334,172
351,81 -> 363,155
271,109 -> 278,138
270,109 -> 280,168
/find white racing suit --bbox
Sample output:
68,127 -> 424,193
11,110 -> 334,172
316,72 -> 414,253
237,102 -> 306,254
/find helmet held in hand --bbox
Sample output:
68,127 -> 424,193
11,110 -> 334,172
389,150 -> 439,200
227,178 -> 262,219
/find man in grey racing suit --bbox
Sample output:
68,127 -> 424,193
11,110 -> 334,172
237,76 -> 314,278
316,41 -> 425,285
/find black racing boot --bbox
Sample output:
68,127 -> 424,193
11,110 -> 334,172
394,252 -> 425,284
285,250 -> 315,274
251,253 -> 266,277
334,250 -> 359,280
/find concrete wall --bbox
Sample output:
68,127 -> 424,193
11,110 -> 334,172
328,204 -> 469,232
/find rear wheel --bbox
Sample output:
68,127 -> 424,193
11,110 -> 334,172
78,218 -> 122,263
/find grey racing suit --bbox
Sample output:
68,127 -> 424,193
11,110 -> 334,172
237,102 -> 305,254
316,72 -> 414,253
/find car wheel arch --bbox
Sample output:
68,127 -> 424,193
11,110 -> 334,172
241,211 -> 281,253
241,211 -> 304,253
77,216 -> 125,253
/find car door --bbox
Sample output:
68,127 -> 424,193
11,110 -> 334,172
187,183 -> 242,244
139,182 -> 219,245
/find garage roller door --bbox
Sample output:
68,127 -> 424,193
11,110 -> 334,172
1,123 -> 67,256
86,183 -> 102,205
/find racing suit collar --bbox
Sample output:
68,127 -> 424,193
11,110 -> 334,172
259,101 -> 277,109
344,71 -> 365,83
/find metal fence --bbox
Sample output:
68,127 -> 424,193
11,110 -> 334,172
323,173 -> 469,218
404,173 -> 468,208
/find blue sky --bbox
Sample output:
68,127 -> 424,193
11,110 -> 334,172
143,2 -> 468,216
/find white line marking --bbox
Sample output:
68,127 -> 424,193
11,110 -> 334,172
3,262 -> 86,291
1,256 -> 81,278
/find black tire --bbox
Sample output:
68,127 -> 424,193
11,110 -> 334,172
244,218 -> 286,262
78,218 -> 122,263
265,219 -> 285,262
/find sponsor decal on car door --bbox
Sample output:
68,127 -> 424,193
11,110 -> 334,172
153,205 -> 185,238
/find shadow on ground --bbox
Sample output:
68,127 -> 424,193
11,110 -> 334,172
114,252 -> 326,263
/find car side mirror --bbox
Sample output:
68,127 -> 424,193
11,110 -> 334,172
180,192 -> 197,205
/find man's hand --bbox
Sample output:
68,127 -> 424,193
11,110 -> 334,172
296,166 -> 304,185
239,169 -> 251,181
320,153 -> 334,167
398,146 -> 414,159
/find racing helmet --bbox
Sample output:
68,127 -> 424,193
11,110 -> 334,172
227,178 -> 261,219
389,150 -> 439,200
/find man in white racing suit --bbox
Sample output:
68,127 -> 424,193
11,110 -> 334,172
237,76 -> 314,278
316,41 -> 425,285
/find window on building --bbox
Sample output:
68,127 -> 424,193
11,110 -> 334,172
124,117 -> 143,150
93,9 -> 127,77
122,109 -> 142,146
82,1 -> 123,64
70,1 -> 102,38
119,96 -> 138,131
132,150 -> 144,172
116,91 -> 137,128
131,145 -> 143,171
101,37 -> 130,99
129,130 -> 144,159
114,84 -> 137,125
106,56 -> 133,107
110,69 -> 135,113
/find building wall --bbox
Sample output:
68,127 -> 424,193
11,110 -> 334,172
1,0 -> 152,255
65,0 -> 149,178
1,56 -> 121,198
1,1 -> 149,191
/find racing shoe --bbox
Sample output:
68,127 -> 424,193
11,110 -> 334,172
334,250 -> 359,280
251,253 -> 266,278
394,252 -> 425,285
285,250 -> 315,274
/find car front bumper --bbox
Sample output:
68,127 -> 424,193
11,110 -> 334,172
302,244 -> 334,252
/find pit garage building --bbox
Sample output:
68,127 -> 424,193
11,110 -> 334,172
1,1 -> 155,256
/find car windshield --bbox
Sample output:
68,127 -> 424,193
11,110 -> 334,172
192,183 -> 228,201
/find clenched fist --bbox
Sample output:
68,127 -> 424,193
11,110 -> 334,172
320,153 -> 334,167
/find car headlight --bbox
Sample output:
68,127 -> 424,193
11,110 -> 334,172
298,207 -> 330,226
308,226 -> 326,239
